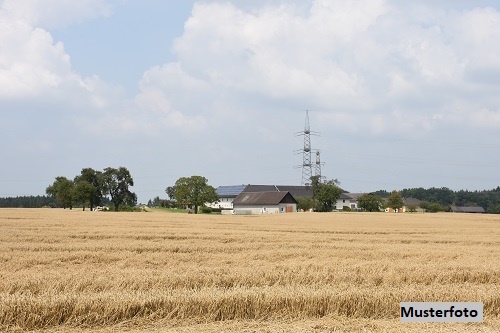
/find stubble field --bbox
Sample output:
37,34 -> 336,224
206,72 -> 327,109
0,208 -> 499,332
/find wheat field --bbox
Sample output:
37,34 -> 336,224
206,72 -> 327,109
0,208 -> 498,332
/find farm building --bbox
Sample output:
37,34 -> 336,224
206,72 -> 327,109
209,184 -> 312,210
335,193 -> 367,210
244,185 -> 313,199
232,191 -> 297,215
385,197 -> 422,213
450,205 -> 485,213
208,185 -> 247,209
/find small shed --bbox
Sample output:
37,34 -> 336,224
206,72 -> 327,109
232,191 -> 297,215
450,205 -> 485,213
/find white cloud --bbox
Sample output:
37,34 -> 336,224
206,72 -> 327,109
0,25 -> 73,99
3,0 -> 500,138
1,0 -> 113,29
0,0 -> 115,100
132,0 -> 500,135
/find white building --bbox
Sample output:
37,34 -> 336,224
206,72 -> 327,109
208,185 -> 247,209
335,193 -> 367,210
208,184 -> 312,210
233,191 -> 297,215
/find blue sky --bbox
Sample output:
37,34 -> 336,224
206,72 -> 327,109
1,0 -> 500,203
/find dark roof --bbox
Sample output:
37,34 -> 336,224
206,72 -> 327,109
216,185 -> 248,198
242,184 -> 313,198
233,191 -> 297,206
244,185 -> 278,193
276,186 -> 313,198
403,197 -> 421,206
451,206 -> 485,213
339,193 -> 368,200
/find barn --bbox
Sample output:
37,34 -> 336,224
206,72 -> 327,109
232,191 -> 297,215
450,205 -> 485,213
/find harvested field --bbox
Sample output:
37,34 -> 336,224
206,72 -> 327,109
0,208 -> 499,332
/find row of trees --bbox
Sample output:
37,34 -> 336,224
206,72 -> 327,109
46,167 -> 136,211
373,187 -> 500,213
357,191 -> 421,212
0,196 -> 56,208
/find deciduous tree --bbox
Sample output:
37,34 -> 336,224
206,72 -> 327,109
357,193 -> 383,212
46,177 -> 75,209
169,176 -> 218,214
74,168 -> 103,211
73,180 -> 96,211
386,191 -> 404,212
314,182 -> 342,212
296,197 -> 314,212
102,167 -> 137,211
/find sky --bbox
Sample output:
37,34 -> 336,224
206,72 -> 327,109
1,0 -> 500,204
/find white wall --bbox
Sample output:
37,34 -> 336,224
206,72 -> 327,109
233,204 -> 297,215
278,203 -> 297,213
234,205 -> 280,214
335,199 -> 358,210
207,197 -> 234,209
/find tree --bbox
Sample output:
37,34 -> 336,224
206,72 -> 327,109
74,168 -> 103,211
357,193 -> 383,212
314,182 -> 342,212
296,197 -> 314,211
386,191 -> 404,212
73,180 -> 96,211
405,204 -> 418,213
102,167 -> 137,211
419,201 -> 430,212
169,176 -> 218,214
46,177 -> 75,209
428,202 -> 445,213
487,203 -> 500,214
165,186 -> 176,200
310,176 -> 341,199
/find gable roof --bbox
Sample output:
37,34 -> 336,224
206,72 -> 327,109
233,191 -> 297,206
403,197 -> 421,206
450,205 -> 485,213
339,193 -> 368,200
242,184 -> 313,198
276,185 -> 313,198
216,185 -> 248,198
244,185 -> 278,193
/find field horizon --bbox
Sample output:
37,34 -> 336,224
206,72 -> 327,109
0,208 -> 498,332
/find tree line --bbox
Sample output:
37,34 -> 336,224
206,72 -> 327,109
3,172 -> 498,214
373,187 -> 500,213
45,167 -> 136,211
0,195 -> 56,208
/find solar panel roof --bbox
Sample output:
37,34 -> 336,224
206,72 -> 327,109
216,185 -> 248,197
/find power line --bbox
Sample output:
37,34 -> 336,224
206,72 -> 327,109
295,110 -> 322,185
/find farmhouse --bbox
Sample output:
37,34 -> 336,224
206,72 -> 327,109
385,197 -> 422,213
450,205 -> 485,213
232,191 -> 297,215
335,193 -> 366,210
209,184 -> 312,209
244,185 -> 313,199
210,185 -> 247,209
